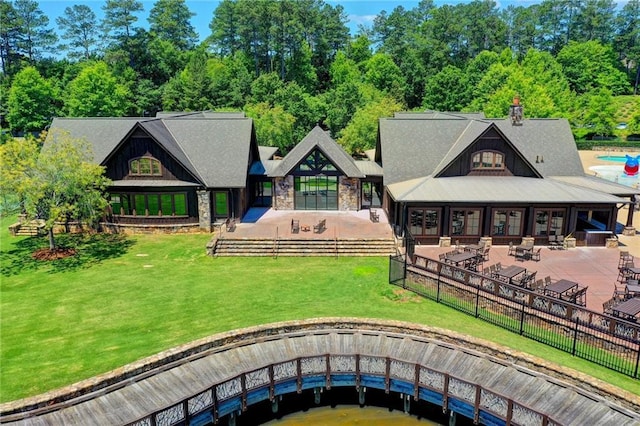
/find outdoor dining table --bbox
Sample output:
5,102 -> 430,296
445,251 -> 477,267
544,279 -> 578,300
514,243 -> 534,260
627,267 -> 640,280
626,284 -> 640,298
464,244 -> 484,255
612,297 -> 640,322
494,265 -> 526,284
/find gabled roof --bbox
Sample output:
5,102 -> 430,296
47,114 -> 255,188
47,117 -> 142,164
387,176 -> 627,204
378,113 -> 582,185
269,126 -> 364,178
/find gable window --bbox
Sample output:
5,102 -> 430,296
294,150 -> 338,174
471,151 -> 504,170
130,157 -> 162,176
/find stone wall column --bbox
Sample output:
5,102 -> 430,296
197,190 -> 212,232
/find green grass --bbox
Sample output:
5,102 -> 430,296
1,214 -> 639,403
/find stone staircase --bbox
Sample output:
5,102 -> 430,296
207,237 -> 398,257
8,220 -> 45,237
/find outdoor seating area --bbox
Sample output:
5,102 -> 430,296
548,235 -> 565,250
603,252 -> 640,320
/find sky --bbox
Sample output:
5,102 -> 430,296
36,0 -> 545,43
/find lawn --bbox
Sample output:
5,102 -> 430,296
1,214 -> 639,403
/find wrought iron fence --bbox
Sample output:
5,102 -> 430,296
392,254 -> 640,379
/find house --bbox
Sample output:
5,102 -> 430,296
47,112 -> 259,232
45,109 -> 638,246
377,111 -> 640,246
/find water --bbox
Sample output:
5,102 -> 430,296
589,165 -> 640,188
262,406 -> 442,425
596,155 -> 630,163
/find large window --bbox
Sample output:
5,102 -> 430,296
129,157 -> 162,176
491,209 -> 524,236
362,181 -> 382,208
294,176 -> 338,210
534,209 -> 565,236
471,151 -> 504,170
214,192 -> 228,217
408,208 -> 440,236
110,193 -> 187,216
451,209 -> 482,236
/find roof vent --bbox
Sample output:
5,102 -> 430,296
509,96 -> 523,126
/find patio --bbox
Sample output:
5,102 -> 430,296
414,243 -> 621,313
216,207 -> 395,240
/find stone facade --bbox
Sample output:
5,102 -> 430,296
338,177 -> 359,211
197,190 -> 212,232
273,176 -> 294,210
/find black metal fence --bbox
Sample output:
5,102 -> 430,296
390,254 -> 640,379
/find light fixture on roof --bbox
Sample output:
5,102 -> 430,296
509,96 -> 523,126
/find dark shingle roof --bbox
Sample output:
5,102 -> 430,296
47,114 -> 255,188
379,115 -> 582,186
270,126 -> 364,178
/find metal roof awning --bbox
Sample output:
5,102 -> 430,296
387,176 -> 628,204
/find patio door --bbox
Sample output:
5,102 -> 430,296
294,176 -> 338,210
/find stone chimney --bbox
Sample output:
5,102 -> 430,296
509,96 -> 523,126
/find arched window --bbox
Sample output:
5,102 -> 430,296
129,157 -> 162,176
471,151 -> 504,170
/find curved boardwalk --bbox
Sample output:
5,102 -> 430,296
1,318 -> 639,426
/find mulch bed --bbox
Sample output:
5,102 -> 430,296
32,247 -> 77,261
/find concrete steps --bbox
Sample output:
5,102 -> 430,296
208,237 -> 398,257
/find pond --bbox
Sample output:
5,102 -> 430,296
262,406 -> 443,425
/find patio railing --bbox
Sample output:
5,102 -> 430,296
389,254 -> 640,379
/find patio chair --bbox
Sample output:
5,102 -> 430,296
508,241 -> 515,256
603,298 -> 617,315
556,235 -> 565,250
619,251 -> 634,268
291,219 -> 300,234
439,253 -> 446,262
617,268 -> 633,283
547,235 -> 558,250
495,262 -> 502,271
313,218 -> 326,233
482,246 -> 490,261
613,284 -> 628,301
531,247 -> 541,262
544,276 -> 552,286
532,279 -> 545,293
483,267 -> 491,276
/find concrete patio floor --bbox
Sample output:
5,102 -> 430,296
219,207 -> 395,240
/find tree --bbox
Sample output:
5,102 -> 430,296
0,0 -> 21,75
0,131 -> 110,250
101,0 -> 143,44
579,88 -> 616,137
65,61 -> 130,116
7,66 -> 56,132
557,40 -> 631,95
363,53 -> 406,103
13,0 -> 57,62
245,102 -> 295,153
338,96 -> 402,155
56,5 -> 100,60
616,0 -> 640,94
422,65 -> 469,112
148,0 -> 197,51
